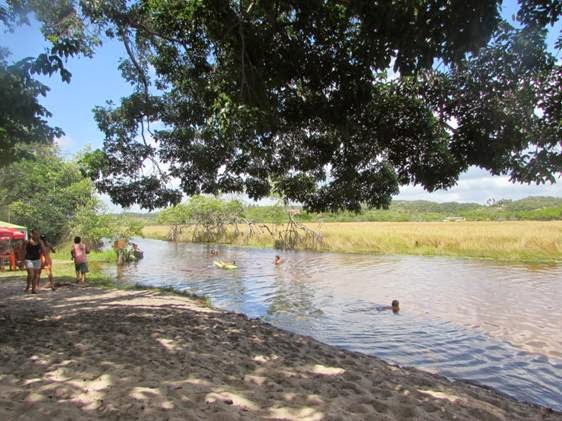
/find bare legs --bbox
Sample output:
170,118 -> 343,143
47,272 -> 55,290
25,268 -> 33,292
42,266 -> 55,290
25,268 -> 40,293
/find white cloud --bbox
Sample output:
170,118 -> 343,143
98,193 -> 146,214
54,135 -> 73,152
397,167 -> 562,203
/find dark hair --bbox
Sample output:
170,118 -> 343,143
74,236 -> 81,244
392,300 -> 399,307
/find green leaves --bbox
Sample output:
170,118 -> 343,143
0,54 -> 63,167
157,195 -> 245,243
0,147 -> 96,243
5,1 -> 560,212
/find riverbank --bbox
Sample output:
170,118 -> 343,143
144,221 -> 562,263
0,279 -> 559,420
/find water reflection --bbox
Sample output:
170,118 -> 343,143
104,238 -> 562,410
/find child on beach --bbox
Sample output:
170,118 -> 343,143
40,235 -> 56,291
71,236 -> 89,283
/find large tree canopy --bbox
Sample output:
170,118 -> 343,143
0,146 -> 95,243
7,1 -> 562,211
0,0 -> 99,166
0,51 -> 62,167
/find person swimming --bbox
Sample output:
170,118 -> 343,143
274,255 -> 283,265
377,300 -> 400,313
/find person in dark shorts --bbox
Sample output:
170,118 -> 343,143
71,236 -> 89,283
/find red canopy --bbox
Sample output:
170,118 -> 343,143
0,228 -> 26,240
12,231 -> 25,240
0,228 -> 13,237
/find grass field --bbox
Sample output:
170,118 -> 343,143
144,221 -> 562,263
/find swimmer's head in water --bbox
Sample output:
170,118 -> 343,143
391,300 -> 400,313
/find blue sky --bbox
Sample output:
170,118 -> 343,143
1,1 -> 561,209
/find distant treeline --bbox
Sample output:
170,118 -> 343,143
283,196 -> 562,223
128,196 -> 562,224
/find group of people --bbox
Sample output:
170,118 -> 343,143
177,247 -> 401,314
21,230 -> 89,294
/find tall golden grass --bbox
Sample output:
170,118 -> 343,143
143,221 -> 562,263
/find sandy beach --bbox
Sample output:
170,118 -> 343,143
0,278 -> 559,420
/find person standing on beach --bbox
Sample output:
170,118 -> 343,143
21,229 -> 46,294
39,235 -> 56,290
71,236 -> 89,283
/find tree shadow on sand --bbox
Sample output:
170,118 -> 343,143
0,279 -> 558,420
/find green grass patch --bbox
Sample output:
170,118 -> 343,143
144,221 -> 562,264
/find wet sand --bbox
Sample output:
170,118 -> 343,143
0,278 -> 559,420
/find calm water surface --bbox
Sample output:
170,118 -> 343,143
107,239 -> 562,411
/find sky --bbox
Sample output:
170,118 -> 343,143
1,1 -> 561,210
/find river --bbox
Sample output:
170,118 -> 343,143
106,238 -> 562,411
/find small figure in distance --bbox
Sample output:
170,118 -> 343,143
274,255 -> 283,265
378,300 -> 400,314
71,236 -> 89,284
39,234 -> 56,291
209,248 -> 219,256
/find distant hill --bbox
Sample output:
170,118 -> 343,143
389,200 -> 482,213
143,196 -> 562,224
493,196 -> 562,211
256,196 -> 562,223
109,212 -> 160,224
